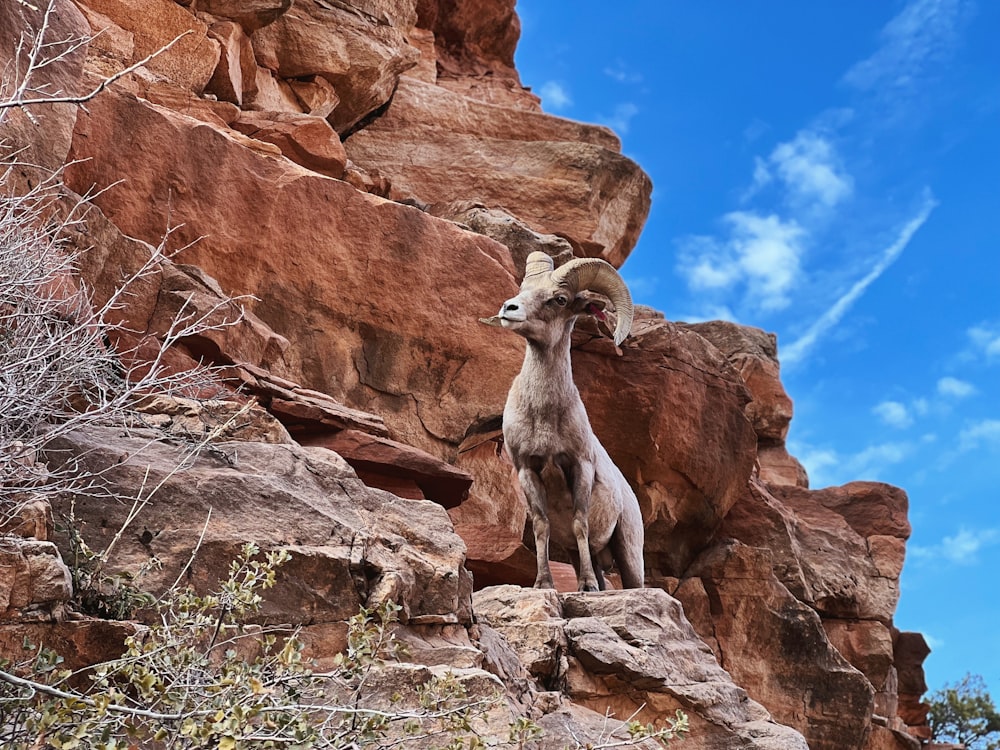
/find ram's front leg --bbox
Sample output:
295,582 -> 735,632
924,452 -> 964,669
560,455 -> 599,592
518,464 -> 555,589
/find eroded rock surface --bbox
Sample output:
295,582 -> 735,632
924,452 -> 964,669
0,0 -> 932,746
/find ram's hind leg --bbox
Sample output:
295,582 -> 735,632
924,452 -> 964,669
610,512 -> 645,589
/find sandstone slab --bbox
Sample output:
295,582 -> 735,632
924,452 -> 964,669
44,426 -> 473,625
0,538 -> 73,623
232,110 -> 347,178
251,0 -> 419,133
723,480 -> 908,622
205,20 -> 258,106
82,0 -> 220,93
65,88 -> 524,458
197,0 -> 293,32
684,321 -> 807,488
0,0 -> 89,172
345,76 -> 649,265
474,585 -> 808,749
299,429 -> 473,505
676,541 -> 875,750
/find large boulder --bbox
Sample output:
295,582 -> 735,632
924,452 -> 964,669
684,321 -> 806,488
250,0 -> 419,133
474,585 -> 809,749
576,318 -> 758,575
81,0 -> 221,94
722,480 -> 909,622
675,541 -> 875,750
345,76 -> 651,266
44,426 -> 473,625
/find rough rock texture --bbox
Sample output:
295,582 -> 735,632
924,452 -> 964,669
64,86 -> 525,457
43,426 -> 473,625
674,541 -> 875,749
83,0 -> 221,93
684,321 -> 807,488
0,0 -> 89,173
250,0 -> 419,133
0,1 -> 932,747
345,76 -> 652,266
474,586 -> 809,749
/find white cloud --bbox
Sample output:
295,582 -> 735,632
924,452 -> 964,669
769,131 -> 853,208
751,157 -> 772,190
958,419 -> 1000,451
781,191 -> 937,366
846,441 -> 912,478
968,324 -> 1000,359
539,81 -> 572,110
790,440 -> 911,488
843,0 -> 967,95
937,376 -> 976,398
603,61 -> 642,84
874,400 -> 913,428
597,102 -> 639,134
676,212 -> 805,313
743,118 -> 770,143
910,527 -> 1000,566
726,212 -> 804,310
792,446 -> 839,488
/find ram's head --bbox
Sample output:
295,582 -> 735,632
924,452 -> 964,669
482,251 -> 634,347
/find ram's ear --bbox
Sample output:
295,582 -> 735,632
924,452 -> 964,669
572,291 -> 608,321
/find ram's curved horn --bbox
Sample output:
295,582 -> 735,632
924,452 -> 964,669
552,258 -> 634,345
521,251 -> 555,288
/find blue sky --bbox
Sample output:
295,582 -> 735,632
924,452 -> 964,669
515,1 -> 1000,701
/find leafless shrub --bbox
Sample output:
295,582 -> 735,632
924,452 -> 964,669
0,163 -> 249,524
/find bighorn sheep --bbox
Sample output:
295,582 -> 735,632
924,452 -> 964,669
483,251 -> 644,591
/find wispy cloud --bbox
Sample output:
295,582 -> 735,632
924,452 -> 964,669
843,0 -> 968,96
791,439 -> 912,488
874,400 -> 914,428
539,81 -> 572,111
781,191 -> 937,365
768,131 -> 853,208
597,102 -> 639,134
958,419 -> 1000,452
603,60 -> 643,84
937,376 -> 976,398
968,323 -> 1000,359
677,212 -> 805,314
910,527 -> 1000,566
746,130 -> 852,210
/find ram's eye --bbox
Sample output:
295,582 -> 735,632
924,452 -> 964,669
554,295 -> 569,307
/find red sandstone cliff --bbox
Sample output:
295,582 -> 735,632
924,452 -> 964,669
0,1 -> 931,747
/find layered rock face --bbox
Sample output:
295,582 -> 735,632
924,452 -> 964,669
0,0 -> 929,747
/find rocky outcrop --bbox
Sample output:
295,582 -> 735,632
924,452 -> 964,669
0,0 -> 931,747
474,586 -> 809,749
345,76 -> 651,266
43,425 -> 473,626
685,321 -> 807,488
